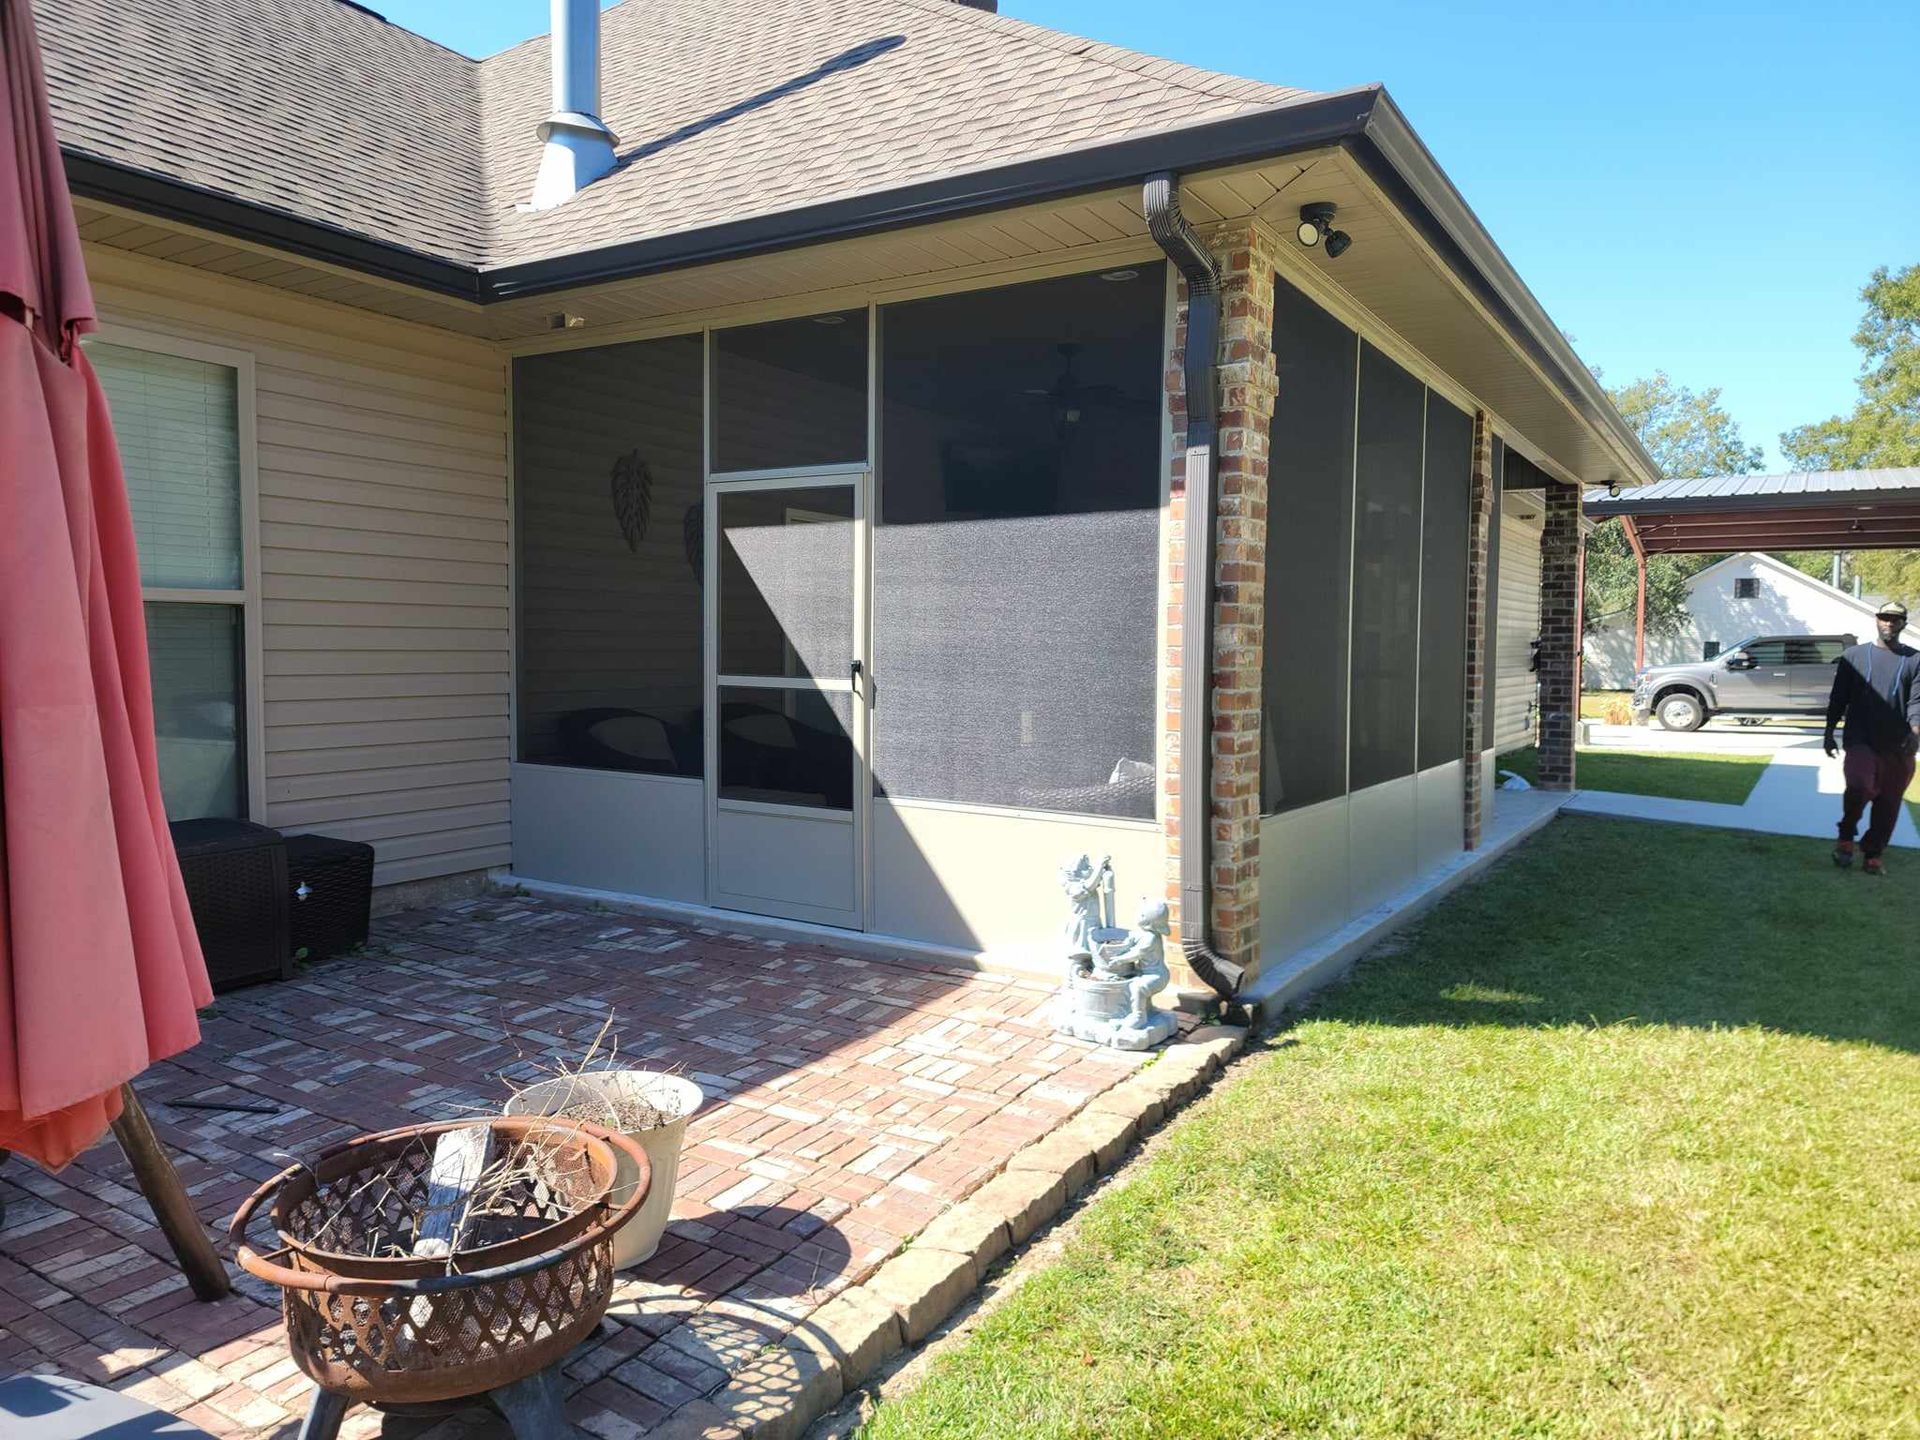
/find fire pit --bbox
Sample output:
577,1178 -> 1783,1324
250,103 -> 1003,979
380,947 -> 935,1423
229,1116 -> 648,1440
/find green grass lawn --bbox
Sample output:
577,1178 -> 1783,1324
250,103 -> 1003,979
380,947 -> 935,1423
859,818 -> 1920,1440
1502,744 -> 1769,805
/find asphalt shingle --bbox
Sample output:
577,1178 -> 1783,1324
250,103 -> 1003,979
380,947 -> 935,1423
37,0 -> 1317,271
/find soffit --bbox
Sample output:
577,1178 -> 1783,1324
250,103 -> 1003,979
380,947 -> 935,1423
75,146 -> 1630,487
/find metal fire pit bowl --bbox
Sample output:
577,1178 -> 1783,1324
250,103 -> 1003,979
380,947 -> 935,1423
230,1117 -> 649,1437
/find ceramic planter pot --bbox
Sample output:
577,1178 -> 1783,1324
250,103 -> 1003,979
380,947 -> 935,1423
505,1070 -> 703,1268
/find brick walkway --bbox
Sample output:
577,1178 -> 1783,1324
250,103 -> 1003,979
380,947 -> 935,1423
0,895 -> 1162,1437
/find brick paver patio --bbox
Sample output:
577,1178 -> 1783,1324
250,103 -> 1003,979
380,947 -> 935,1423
0,895 -> 1168,1437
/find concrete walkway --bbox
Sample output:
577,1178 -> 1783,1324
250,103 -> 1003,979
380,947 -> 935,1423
1566,734 -> 1920,849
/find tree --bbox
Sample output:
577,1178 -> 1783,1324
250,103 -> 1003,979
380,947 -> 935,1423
1611,373 -> 1765,480
1777,551 -> 1920,607
1584,373 -> 1764,638
1781,264 -> 1920,470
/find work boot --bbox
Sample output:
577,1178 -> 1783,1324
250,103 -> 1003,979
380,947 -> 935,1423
1864,856 -> 1886,877
1833,840 -> 1856,869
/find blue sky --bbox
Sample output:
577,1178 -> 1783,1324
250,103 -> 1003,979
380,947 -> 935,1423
379,0 -> 1915,471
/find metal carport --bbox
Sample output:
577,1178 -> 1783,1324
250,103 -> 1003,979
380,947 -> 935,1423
1584,467 -> 1920,668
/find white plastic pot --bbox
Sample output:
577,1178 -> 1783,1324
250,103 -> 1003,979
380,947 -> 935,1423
505,1070 -> 703,1268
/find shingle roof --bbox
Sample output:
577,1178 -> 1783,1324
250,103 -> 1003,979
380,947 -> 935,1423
39,0 -> 492,264
37,0 -> 1313,270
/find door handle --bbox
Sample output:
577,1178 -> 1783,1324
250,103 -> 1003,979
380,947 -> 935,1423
851,659 -> 870,706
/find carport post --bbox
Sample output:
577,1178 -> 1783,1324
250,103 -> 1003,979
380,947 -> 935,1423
1622,515 -> 1648,672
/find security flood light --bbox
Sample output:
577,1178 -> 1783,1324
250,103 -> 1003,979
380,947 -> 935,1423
1296,202 -> 1350,259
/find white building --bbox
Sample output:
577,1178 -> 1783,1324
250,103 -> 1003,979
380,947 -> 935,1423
1585,552 -> 1875,690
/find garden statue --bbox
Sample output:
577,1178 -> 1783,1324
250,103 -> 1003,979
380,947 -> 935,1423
1097,899 -> 1173,1032
1054,863 -> 1178,1051
1058,853 -> 1121,963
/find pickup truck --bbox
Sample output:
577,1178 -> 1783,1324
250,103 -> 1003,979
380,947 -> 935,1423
1630,634 -> 1855,731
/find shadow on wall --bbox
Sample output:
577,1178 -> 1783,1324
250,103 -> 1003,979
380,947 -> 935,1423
1295,814 -> 1920,1054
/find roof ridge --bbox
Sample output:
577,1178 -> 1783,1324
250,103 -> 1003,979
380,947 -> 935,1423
324,0 -> 485,67
882,0 -> 1300,105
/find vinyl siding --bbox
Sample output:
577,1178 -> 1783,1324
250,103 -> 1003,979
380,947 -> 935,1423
86,244 -> 510,888
1494,503 -> 1543,752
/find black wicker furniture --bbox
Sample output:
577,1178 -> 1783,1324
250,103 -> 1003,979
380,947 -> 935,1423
284,832 -> 375,961
168,818 -> 292,993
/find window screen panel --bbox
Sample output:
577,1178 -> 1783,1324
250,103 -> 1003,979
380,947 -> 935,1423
1349,344 -> 1425,791
91,342 -> 242,590
515,335 -> 706,775
874,266 -> 1165,818
718,686 -> 853,810
713,311 -> 867,472
146,602 -> 245,819
717,487 -> 854,683
1480,436 -> 1503,749
1261,278 -> 1357,814
1417,396 -> 1473,770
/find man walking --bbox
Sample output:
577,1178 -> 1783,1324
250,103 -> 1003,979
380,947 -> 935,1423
1827,601 -> 1920,875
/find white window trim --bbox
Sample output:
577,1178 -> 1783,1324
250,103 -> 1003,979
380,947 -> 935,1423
88,322 -> 265,823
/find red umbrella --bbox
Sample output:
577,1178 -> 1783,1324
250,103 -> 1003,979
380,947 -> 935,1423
1,0 -> 212,1169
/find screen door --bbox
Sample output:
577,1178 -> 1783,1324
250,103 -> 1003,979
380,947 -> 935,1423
705,471 -> 867,927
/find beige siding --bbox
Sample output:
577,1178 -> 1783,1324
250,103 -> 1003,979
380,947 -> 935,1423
1494,500 -> 1544,752
87,245 -> 510,887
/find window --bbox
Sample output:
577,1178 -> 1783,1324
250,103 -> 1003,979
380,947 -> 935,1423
1734,577 -> 1760,599
1742,639 -> 1788,665
1261,281 -> 1356,813
1703,640 -> 1722,659
874,265 -> 1166,818
1349,344 -> 1425,791
91,339 -> 252,821
712,311 -> 868,473
1786,638 -> 1848,665
515,334 -> 706,775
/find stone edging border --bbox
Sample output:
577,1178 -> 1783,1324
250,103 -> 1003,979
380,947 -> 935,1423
642,1024 -> 1251,1439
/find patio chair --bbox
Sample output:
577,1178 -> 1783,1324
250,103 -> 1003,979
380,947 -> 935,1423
0,1373 -> 215,1438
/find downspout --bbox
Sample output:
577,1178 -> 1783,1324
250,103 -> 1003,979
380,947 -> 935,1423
1144,172 -> 1248,1016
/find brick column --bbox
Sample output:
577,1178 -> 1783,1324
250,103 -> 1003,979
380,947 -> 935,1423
1159,223 -> 1280,982
1461,412 -> 1497,847
1536,479 -> 1583,790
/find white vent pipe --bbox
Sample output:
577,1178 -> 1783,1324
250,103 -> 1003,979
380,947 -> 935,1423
528,0 -> 618,211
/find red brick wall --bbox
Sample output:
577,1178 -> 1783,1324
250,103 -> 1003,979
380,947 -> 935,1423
1537,479 -> 1583,789
1160,223 -> 1280,981
1462,412 -> 1497,846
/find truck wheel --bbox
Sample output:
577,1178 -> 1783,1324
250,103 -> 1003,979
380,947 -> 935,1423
1655,691 -> 1706,732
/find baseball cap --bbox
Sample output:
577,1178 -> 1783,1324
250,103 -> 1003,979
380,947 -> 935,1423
1876,601 -> 1909,621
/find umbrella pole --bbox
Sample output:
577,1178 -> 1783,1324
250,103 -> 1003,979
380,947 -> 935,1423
111,1084 -> 231,1300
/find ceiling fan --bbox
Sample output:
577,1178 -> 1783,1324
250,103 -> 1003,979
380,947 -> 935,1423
1022,343 -> 1131,437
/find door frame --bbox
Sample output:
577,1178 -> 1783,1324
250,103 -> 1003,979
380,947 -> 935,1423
702,466 -> 872,929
